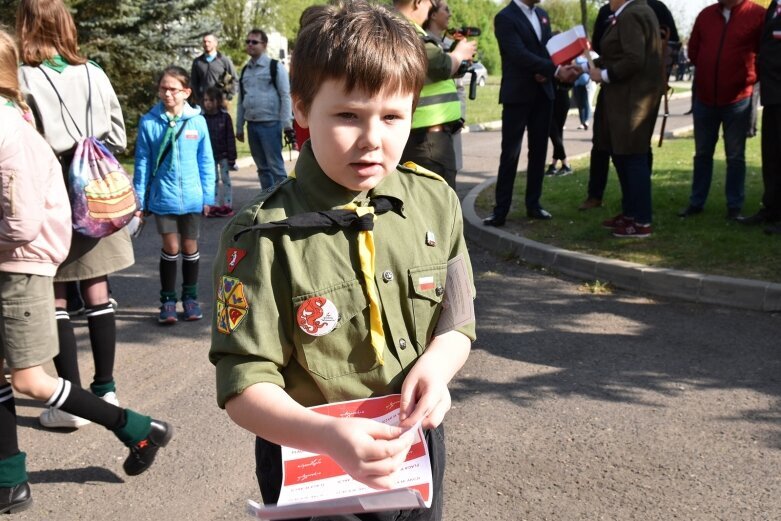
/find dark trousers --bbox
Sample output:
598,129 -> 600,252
401,131 -> 457,190
493,91 -> 552,217
760,105 -> 781,219
549,88 -> 570,161
254,425 -> 447,521
587,147 -> 654,201
613,153 -> 653,223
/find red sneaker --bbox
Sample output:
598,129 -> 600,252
602,213 -> 628,229
220,207 -> 235,217
613,222 -> 652,238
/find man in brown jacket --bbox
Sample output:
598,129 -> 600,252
588,0 -> 663,238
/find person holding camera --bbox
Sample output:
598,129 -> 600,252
424,0 -> 470,175
394,0 -> 477,190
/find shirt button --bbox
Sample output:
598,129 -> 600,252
382,270 -> 394,283
435,285 -> 445,297
399,338 -> 407,350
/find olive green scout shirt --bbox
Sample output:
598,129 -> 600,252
209,142 -> 476,409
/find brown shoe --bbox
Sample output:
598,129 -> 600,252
578,197 -> 602,210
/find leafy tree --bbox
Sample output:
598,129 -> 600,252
1,0 -> 212,149
71,0 -> 213,149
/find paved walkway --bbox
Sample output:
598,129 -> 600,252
457,93 -> 781,312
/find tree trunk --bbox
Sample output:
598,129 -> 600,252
580,0 -> 588,29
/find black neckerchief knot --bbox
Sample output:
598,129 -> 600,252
233,196 -> 401,241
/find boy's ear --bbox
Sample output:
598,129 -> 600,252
292,96 -> 309,128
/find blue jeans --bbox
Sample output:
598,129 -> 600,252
613,153 -> 652,224
573,84 -> 591,126
214,158 -> 232,207
247,121 -> 287,190
690,97 -> 752,210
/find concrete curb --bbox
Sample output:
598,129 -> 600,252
463,177 -> 781,312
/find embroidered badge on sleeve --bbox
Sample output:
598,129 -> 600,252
226,248 -> 248,273
216,275 -> 250,335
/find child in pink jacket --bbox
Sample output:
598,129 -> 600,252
0,29 -> 172,515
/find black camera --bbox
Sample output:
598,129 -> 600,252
446,26 -> 481,38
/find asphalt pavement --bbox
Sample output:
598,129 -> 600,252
10,90 -> 781,520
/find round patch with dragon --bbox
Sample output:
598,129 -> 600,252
296,296 -> 338,337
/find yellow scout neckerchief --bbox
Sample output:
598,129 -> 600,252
341,203 -> 385,365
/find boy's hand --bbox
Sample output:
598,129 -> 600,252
323,417 -> 415,490
236,132 -> 245,143
398,330 -> 471,431
399,355 -> 451,431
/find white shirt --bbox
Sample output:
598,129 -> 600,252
513,0 -> 542,41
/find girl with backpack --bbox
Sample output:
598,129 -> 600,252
0,29 -> 172,515
17,0 -> 135,429
133,66 -> 216,324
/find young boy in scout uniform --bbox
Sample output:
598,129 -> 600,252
209,2 -> 476,519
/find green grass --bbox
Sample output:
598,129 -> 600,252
465,75 -> 503,125
476,131 -> 781,283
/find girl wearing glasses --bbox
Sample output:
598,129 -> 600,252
133,66 -> 216,324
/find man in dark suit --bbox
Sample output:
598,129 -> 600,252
484,0 -> 579,226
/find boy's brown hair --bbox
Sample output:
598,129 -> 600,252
292,0 -> 427,115
16,0 -> 87,67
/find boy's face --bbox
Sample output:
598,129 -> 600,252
294,79 -> 414,192
202,95 -> 218,113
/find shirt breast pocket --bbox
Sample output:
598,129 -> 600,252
292,279 -> 376,380
408,263 -> 447,351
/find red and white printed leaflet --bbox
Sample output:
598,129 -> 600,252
247,394 -> 432,520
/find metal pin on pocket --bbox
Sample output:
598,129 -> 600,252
425,230 -> 436,246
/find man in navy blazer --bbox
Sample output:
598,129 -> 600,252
484,0 -> 579,226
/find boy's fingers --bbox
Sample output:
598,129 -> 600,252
399,382 -> 418,422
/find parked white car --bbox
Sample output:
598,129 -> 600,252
463,62 -> 487,87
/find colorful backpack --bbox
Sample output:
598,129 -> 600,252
40,65 -> 138,238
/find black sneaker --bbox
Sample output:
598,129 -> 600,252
556,164 -> 573,176
677,205 -> 703,218
545,164 -> 557,177
0,482 -> 32,514
123,420 -> 173,476
726,208 -> 743,221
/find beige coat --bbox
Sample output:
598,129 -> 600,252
593,0 -> 664,155
0,103 -> 71,277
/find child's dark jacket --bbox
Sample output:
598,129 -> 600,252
204,110 -> 237,163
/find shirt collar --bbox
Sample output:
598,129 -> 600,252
42,54 -> 68,73
293,141 -> 406,215
613,0 -> 636,18
249,53 -> 269,67
513,0 -> 535,16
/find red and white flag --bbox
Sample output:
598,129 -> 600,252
546,25 -> 590,66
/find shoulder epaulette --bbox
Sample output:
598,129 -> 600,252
398,161 -> 446,183
249,177 -> 292,217
420,34 -> 440,46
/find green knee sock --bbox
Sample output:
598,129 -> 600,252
90,380 -> 116,397
112,409 -> 152,447
181,284 -> 198,301
160,290 -> 177,303
0,452 -> 27,488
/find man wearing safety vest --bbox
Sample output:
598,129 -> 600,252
395,0 -> 478,189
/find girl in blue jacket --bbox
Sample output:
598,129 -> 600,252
134,66 -> 215,324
